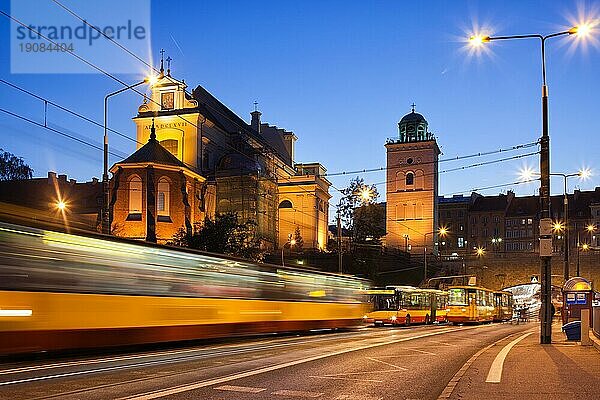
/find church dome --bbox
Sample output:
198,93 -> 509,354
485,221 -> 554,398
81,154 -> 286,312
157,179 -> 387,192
400,110 -> 427,124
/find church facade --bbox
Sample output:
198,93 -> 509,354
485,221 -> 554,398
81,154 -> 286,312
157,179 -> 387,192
385,106 -> 440,254
109,59 -> 330,249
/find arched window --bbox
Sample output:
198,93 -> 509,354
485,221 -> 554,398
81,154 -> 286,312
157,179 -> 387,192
157,178 -> 170,217
160,139 -> 178,158
279,200 -> 293,209
129,175 -> 142,214
406,172 -> 414,186
396,171 -> 406,191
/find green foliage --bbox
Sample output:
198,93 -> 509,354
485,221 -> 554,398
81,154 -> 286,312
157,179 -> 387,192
353,202 -> 386,244
170,212 -> 265,261
0,148 -> 33,181
337,177 -> 379,229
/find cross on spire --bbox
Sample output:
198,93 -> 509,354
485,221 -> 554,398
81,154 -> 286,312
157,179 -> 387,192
253,101 -> 258,111
411,103 -> 416,113
166,56 -> 172,76
159,48 -> 165,73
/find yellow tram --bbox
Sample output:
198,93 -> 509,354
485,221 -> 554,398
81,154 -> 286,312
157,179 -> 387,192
0,222 -> 370,355
447,285 -> 496,323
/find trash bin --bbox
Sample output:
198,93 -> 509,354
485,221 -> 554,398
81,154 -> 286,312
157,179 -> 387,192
562,321 -> 581,341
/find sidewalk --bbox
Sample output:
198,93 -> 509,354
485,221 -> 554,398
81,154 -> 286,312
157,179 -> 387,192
446,321 -> 600,400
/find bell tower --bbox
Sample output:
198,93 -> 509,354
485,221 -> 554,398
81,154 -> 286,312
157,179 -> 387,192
385,105 -> 440,254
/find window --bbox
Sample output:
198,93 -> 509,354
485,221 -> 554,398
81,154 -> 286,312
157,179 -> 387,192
157,178 -> 170,217
460,224 -> 464,231
527,218 -> 533,225
406,172 -> 414,186
160,139 -> 178,158
279,200 -> 293,209
161,91 -> 174,110
522,219 -> 526,225
483,216 -> 488,224
128,175 -> 142,214
494,216 -> 499,223
458,237 -> 465,248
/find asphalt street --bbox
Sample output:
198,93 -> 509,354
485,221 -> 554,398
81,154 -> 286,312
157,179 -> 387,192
0,322 -> 532,400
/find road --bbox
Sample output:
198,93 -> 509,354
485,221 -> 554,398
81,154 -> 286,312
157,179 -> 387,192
0,322 -> 532,400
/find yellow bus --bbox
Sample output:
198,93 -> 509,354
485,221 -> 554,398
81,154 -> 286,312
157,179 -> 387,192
447,286 -> 495,324
364,286 -> 448,326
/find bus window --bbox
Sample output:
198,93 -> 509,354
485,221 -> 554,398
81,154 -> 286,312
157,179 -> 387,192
372,294 -> 398,311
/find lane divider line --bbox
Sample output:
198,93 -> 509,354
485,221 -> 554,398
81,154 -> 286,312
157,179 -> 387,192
119,326 -> 486,400
437,329 -> 529,399
485,331 -> 533,383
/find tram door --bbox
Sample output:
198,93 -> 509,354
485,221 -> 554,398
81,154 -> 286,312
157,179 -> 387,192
467,289 -> 477,320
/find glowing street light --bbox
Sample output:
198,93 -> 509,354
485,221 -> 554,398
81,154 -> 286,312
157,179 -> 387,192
553,221 -> 564,232
438,226 -> 448,237
360,188 -> 373,202
476,247 -> 485,257
468,35 -> 491,47
56,200 -> 67,211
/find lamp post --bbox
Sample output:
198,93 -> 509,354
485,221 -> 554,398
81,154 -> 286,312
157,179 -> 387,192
577,234 -> 589,277
471,24 -> 591,344
423,227 -> 447,285
587,224 -> 596,248
102,76 -> 156,235
281,235 -> 296,267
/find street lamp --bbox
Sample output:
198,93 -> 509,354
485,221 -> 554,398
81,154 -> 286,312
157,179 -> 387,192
471,23 -> 592,343
56,200 -> 67,211
577,239 -> 590,277
102,75 -> 157,235
423,227 -> 446,284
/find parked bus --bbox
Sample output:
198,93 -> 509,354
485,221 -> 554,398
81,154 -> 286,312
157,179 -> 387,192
364,286 -> 448,326
493,290 -> 514,322
447,286 -> 495,324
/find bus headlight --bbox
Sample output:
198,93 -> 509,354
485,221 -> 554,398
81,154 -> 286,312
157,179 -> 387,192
363,315 -> 368,319
461,308 -> 467,312
390,315 -> 397,321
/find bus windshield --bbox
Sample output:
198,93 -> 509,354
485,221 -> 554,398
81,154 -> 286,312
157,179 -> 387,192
448,288 -> 467,306
371,294 -> 398,311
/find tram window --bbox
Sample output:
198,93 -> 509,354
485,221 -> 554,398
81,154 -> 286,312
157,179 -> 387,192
448,288 -> 467,305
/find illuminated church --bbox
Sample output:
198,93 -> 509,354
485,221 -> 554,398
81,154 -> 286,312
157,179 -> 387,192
109,55 -> 330,249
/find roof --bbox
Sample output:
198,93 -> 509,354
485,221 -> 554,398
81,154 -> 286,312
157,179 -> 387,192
192,85 -> 292,165
471,195 -> 508,212
400,110 -> 427,124
119,137 -> 187,169
506,196 -> 538,217
439,195 -> 471,204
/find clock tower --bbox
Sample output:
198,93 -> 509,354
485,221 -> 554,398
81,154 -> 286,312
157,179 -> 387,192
385,105 -> 440,254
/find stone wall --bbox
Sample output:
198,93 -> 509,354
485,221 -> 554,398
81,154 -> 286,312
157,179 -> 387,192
440,252 -> 600,290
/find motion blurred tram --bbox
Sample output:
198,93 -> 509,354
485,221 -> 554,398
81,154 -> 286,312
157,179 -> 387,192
447,286 -> 512,324
0,222 -> 370,355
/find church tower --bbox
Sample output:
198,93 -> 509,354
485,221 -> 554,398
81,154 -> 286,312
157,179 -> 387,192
385,105 -> 440,254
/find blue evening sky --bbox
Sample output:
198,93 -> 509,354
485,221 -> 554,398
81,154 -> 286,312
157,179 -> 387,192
1,0 -> 599,217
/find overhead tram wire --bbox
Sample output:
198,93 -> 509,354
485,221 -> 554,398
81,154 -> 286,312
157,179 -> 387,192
0,107 -> 125,159
322,141 -> 540,178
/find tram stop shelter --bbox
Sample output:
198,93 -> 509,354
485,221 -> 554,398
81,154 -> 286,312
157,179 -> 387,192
562,277 -> 597,327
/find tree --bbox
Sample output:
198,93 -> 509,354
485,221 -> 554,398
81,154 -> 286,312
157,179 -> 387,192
170,212 -> 265,261
293,226 -> 304,253
0,148 -> 33,181
337,177 -> 380,240
353,202 -> 386,244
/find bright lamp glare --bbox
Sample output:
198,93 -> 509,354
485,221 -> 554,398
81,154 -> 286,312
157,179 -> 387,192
146,75 -> 158,85
579,168 -> 592,179
56,201 -> 66,211
468,35 -> 490,47
519,167 -> 538,182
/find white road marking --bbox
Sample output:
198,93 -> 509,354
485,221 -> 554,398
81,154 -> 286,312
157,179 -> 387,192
119,326 -> 485,400
309,375 -> 384,383
272,389 -> 324,397
365,357 -> 407,370
405,347 -> 437,355
485,331 -> 533,383
215,385 -> 266,393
